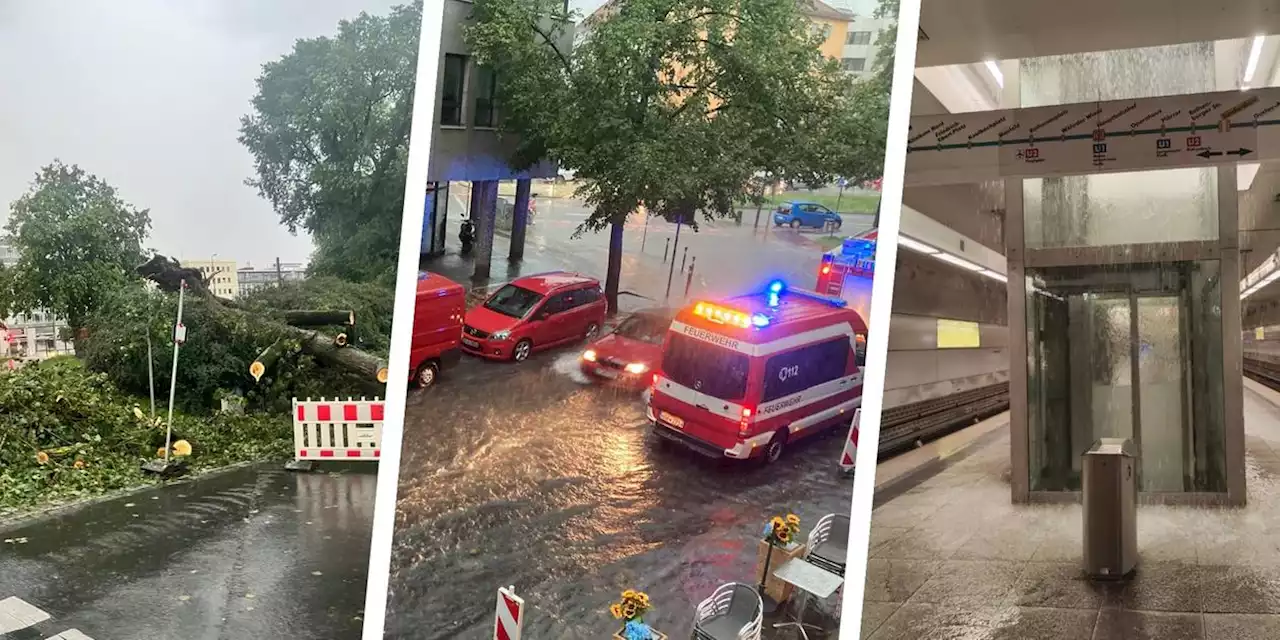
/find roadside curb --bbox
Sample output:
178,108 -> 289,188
0,459 -> 267,534
871,417 -> 1009,509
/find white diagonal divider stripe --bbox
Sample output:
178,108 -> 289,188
494,586 -> 524,640
47,629 -> 95,640
0,595 -> 52,633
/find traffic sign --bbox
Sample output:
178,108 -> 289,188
906,87 -> 1280,186
494,586 -> 524,640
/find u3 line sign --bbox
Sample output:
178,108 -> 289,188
905,86 -> 1280,186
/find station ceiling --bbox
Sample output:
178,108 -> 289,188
917,0 -> 1280,68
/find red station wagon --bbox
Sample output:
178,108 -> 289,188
461,271 -> 607,362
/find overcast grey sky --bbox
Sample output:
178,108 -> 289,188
0,0 -> 401,269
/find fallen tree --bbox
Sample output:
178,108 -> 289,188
134,256 -> 388,386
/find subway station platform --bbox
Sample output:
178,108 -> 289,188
860,379 -> 1280,640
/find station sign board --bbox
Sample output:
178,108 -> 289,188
906,87 -> 1280,186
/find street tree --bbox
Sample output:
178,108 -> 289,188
238,1 -> 422,283
1,161 -> 151,335
467,0 -> 847,311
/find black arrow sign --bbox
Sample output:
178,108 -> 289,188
1197,148 -> 1253,159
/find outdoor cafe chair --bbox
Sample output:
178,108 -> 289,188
692,582 -> 763,640
805,513 -> 849,576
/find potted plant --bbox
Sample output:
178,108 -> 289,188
609,590 -> 667,640
757,513 -> 805,604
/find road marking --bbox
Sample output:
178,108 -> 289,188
47,630 -> 95,640
0,596 -> 52,633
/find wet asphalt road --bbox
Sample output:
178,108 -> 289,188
386,344 -> 856,639
0,463 -> 376,640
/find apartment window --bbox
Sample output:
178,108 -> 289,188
441,54 -> 467,126
846,31 -> 872,45
842,57 -> 866,72
473,65 -> 498,128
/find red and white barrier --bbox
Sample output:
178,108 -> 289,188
291,397 -> 384,461
494,586 -> 524,640
839,408 -> 860,473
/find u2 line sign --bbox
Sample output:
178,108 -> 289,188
905,87 -> 1280,186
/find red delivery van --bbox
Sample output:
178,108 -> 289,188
411,272 -> 466,388
647,281 -> 867,463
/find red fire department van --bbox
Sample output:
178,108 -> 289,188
410,271 -> 466,388
646,281 -> 867,463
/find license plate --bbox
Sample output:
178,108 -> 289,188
461,338 -> 479,348
595,367 -> 619,379
659,411 -> 685,429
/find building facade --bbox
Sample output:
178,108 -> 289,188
839,14 -> 892,79
238,262 -> 307,297
186,258 -> 240,299
421,0 -> 572,268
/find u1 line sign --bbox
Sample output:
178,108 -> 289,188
906,87 -> 1280,186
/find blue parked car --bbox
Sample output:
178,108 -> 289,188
772,201 -> 842,230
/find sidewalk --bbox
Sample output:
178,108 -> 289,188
860,378 -> 1280,640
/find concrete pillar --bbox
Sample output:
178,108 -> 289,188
1005,177 -> 1029,504
473,180 -> 499,281
1219,164 -> 1246,506
510,178 -> 531,262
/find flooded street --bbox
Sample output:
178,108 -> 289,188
387,347 -> 855,638
0,464 -> 377,640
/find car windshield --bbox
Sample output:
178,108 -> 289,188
661,333 -> 749,400
613,314 -> 670,344
483,285 -> 543,319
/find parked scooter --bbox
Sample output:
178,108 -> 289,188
459,218 -> 475,254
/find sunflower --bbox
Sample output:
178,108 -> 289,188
622,601 -> 637,618
636,592 -> 650,606
173,440 -> 193,457
785,514 -> 800,526
35,451 -> 49,465
622,589 -> 637,600
777,528 -> 792,544
610,603 -> 623,619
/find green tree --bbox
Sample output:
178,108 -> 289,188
467,0 -> 846,311
1,161 -> 151,334
238,2 -> 422,283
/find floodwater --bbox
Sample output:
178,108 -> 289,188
386,348 -> 854,639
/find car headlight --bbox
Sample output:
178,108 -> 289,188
582,349 -> 597,362
625,362 -> 648,374
491,330 -> 511,341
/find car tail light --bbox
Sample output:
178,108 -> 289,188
739,407 -> 752,437
651,373 -> 658,387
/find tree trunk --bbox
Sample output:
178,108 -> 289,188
284,310 -> 355,327
137,256 -> 385,383
250,338 -> 285,382
604,214 -> 625,315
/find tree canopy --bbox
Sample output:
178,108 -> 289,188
238,1 -> 423,283
467,0 -> 859,231
1,161 -> 151,330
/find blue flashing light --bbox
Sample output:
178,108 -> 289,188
767,293 -> 780,308
751,313 -> 771,327
767,280 -> 785,294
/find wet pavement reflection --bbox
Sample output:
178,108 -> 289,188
387,348 -> 854,639
0,463 -> 376,640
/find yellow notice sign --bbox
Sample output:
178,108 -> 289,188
1258,327 -> 1266,340
937,319 -> 981,349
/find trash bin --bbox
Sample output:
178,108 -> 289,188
1082,438 -> 1138,579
